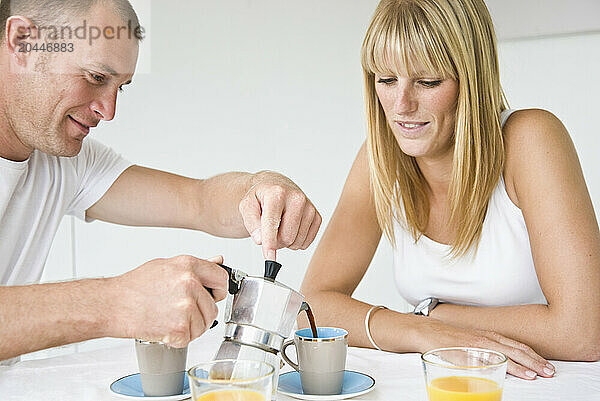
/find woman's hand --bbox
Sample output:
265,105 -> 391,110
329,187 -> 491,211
422,319 -> 556,380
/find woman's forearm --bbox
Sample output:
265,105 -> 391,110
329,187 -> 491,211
430,303 -> 600,361
300,290 -> 564,379
301,290 -> 600,360
300,290 -> 426,353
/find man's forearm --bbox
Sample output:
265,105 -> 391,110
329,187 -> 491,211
86,167 -> 256,237
0,278 -> 116,360
429,303 -> 600,361
190,171 -> 257,238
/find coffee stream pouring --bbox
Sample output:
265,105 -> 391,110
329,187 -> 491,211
214,260 -> 309,400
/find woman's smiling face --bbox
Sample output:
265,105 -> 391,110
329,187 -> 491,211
374,72 -> 459,161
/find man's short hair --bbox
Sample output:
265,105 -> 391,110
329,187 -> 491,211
0,0 -> 140,44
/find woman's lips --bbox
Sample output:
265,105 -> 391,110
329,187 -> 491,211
394,121 -> 430,136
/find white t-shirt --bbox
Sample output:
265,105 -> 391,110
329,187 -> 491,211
0,138 -> 132,286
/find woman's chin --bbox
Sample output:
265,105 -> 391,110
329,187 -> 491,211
395,140 -> 430,158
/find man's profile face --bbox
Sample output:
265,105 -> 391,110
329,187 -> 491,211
7,4 -> 139,158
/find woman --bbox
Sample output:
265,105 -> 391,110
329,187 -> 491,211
299,0 -> 600,380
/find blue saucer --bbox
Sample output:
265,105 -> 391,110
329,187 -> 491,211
110,373 -> 190,400
278,370 -> 375,400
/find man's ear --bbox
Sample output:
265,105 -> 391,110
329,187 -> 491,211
5,16 -> 38,67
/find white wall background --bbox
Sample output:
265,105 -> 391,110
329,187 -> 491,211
35,0 -> 600,355
487,0 -> 600,40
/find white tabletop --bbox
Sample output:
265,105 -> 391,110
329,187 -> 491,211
1,326 -> 599,401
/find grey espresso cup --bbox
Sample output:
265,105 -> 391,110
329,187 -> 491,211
134,340 -> 188,396
281,327 -> 348,395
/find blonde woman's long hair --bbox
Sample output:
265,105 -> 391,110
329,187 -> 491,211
361,0 -> 508,258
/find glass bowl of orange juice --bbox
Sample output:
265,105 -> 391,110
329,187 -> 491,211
188,359 -> 274,401
422,347 -> 508,401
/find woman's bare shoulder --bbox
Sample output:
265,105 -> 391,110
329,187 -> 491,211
503,108 -> 568,148
502,109 -> 573,208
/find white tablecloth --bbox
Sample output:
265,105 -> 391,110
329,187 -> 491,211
1,326 -> 599,400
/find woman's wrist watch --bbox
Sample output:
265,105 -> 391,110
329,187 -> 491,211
413,297 -> 439,316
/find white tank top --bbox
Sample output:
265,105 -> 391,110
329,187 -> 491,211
393,109 -> 547,307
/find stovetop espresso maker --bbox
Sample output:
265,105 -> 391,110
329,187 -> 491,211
215,260 -> 308,400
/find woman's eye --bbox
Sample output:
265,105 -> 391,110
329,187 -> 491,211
377,77 -> 397,85
118,85 -> 124,93
418,80 -> 442,88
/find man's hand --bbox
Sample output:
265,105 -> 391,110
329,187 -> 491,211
110,255 -> 229,348
239,171 -> 322,261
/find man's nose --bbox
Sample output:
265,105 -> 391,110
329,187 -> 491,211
90,90 -> 117,121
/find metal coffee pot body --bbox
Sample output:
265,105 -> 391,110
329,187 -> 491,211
214,261 -> 307,400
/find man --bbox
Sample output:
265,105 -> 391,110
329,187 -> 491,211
0,0 -> 321,361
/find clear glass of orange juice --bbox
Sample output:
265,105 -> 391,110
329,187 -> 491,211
187,359 -> 274,401
422,347 -> 508,401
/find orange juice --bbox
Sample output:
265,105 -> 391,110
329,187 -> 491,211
196,389 -> 266,401
427,376 -> 502,401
